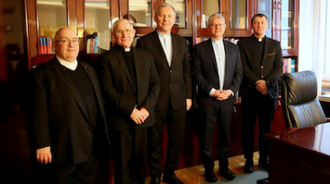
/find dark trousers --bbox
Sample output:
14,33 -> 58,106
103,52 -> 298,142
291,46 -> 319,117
148,108 -> 186,178
110,126 -> 147,184
241,95 -> 277,162
199,99 -> 234,172
32,153 -> 98,184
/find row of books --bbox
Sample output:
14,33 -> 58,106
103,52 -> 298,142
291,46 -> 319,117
39,37 -> 54,54
86,36 -> 98,53
283,58 -> 295,73
86,31 -> 111,54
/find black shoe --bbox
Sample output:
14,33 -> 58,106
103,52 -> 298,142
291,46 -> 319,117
163,173 -> 184,184
259,159 -> 269,171
150,177 -> 161,184
204,171 -> 217,183
219,167 -> 235,180
244,159 -> 254,173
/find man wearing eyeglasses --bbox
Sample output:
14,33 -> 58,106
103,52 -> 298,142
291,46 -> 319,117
96,19 -> 160,184
24,27 -> 109,184
191,13 -> 242,183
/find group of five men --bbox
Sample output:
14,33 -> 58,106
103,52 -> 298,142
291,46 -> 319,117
25,3 -> 283,184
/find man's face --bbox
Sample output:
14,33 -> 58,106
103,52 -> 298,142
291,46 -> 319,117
251,16 -> 268,37
155,6 -> 176,34
113,20 -> 135,48
208,17 -> 226,40
54,27 -> 79,62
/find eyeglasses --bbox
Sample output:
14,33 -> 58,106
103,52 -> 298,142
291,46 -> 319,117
115,29 -> 133,35
54,38 -> 80,46
209,23 -> 225,27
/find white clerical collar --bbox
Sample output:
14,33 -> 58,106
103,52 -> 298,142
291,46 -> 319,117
56,55 -> 78,71
211,38 -> 223,44
156,30 -> 171,38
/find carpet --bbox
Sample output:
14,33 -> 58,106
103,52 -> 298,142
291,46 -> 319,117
200,168 -> 268,184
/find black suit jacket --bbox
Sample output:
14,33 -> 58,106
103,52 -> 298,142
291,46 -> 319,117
136,30 -> 192,111
192,38 -> 243,104
96,46 -> 160,132
238,35 -> 283,99
24,57 -> 107,165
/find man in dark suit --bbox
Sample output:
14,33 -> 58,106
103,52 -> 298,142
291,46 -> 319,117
96,19 -> 160,184
136,3 -> 192,184
192,13 -> 243,183
238,13 -> 283,173
24,27 -> 109,184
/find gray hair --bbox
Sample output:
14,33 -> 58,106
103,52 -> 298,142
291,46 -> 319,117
155,3 -> 176,17
112,19 -> 133,32
208,13 -> 225,24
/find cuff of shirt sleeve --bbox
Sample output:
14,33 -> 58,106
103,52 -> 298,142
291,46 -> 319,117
209,88 -> 215,97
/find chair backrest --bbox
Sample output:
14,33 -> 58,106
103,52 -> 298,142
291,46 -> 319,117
281,70 -> 326,128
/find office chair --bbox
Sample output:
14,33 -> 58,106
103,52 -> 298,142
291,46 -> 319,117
281,70 -> 328,128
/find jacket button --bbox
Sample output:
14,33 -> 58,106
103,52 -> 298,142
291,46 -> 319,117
261,75 -> 264,79
261,66 -> 264,69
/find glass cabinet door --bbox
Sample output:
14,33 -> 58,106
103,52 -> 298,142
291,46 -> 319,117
196,0 -> 221,36
224,0 -> 254,37
281,0 -> 295,50
258,0 -> 272,38
197,0 -> 254,37
85,0 -> 111,53
165,0 -> 186,28
230,0 -> 247,30
129,0 -> 152,27
37,0 -> 68,55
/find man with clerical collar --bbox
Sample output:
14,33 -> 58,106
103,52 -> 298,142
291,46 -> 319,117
24,27 -> 109,184
238,13 -> 283,173
136,3 -> 192,184
96,19 -> 160,184
191,13 -> 243,183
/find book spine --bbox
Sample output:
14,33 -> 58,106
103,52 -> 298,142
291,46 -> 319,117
94,36 -> 98,53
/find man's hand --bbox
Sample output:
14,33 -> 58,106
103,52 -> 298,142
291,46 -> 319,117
36,146 -> 52,164
212,90 -> 222,98
130,108 -> 144,124
140,107 -> 149,121
216,90 -> 232,100
255,80 -> 267,92
261,88 -> 269,95
186,99 -> 192,111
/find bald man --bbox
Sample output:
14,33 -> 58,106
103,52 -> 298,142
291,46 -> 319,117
24,27 -> 109,184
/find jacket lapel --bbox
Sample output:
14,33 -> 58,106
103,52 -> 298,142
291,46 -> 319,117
207,39 -> 219,74
152,30 -> 170,67
51,58 -> 91,124
113,48 -> 136,93
80,62 -> 107,121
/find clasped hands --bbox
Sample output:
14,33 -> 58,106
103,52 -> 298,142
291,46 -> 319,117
255,80 -> 269,95
212,89 -> 232,100
130,107 -> 149,125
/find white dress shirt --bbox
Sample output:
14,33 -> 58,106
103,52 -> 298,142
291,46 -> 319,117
157,30 -> 173,66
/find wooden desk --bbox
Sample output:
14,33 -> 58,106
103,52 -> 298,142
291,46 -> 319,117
265,123 -> 330,184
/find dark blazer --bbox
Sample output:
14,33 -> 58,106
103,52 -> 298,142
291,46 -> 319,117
136,30 -> 192,111
96,46 -> 160,131
238,35 -> 283,99
192,38 -> 243,104
24,57 -> 107,165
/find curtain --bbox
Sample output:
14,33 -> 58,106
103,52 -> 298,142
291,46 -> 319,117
299,0 -> 328,96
